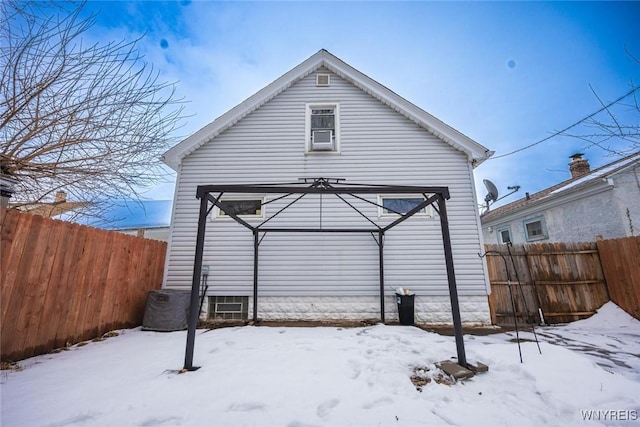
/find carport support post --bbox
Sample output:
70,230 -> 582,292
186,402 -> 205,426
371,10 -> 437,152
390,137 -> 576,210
184,195 -> 208,371
378,230 -> 385,322
437,195 -> 467,367
253,229 -> 259,322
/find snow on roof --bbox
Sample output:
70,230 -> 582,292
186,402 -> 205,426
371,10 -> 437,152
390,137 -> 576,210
482,151 -> 640,223
548,151 -> 640,195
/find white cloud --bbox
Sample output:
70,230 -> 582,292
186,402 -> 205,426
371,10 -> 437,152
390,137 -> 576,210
73,1 -> 638,201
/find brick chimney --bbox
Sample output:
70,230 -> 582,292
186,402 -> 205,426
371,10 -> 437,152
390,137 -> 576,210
569,153 -> 590,179
54,190 -> 67,204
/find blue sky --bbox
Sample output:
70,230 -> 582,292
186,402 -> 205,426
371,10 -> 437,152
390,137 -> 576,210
81,1 -> 640,207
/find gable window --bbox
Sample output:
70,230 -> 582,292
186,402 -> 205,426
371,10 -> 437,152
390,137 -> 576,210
306,103 -> 340,153
379,195 -> 432,217
496,225 -> 512,244
523,216 -> 547,241
214,198 -> 263,219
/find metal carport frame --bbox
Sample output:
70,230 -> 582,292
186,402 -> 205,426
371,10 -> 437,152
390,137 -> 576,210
183,178 -> 468,369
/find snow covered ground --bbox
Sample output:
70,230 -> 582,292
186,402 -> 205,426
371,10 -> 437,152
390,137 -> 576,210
1,302 -> 639,427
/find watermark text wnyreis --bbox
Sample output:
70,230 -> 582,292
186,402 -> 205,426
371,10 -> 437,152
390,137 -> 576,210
581,410 -> 638,422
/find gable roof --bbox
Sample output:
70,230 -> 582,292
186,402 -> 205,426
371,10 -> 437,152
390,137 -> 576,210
481,151 -> 640,223
162,49 -> 493,171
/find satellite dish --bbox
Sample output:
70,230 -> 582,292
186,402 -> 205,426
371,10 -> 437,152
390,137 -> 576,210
483,179 -> 499,204
481,180 -> 521,213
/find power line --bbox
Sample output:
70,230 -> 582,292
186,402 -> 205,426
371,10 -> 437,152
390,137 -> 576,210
489,85 -> 640,160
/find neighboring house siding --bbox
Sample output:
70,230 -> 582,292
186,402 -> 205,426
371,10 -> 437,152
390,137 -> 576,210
550,188 -> 626,241
485,189 -> 622,244
613,168 -> 640,236
165,68 -> 488,320
483,177 -> 638,244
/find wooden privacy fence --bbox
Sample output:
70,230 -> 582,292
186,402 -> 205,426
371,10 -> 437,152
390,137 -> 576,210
1,208 -> 167,362
596,236 -> 640,320
485,242 -> 610,325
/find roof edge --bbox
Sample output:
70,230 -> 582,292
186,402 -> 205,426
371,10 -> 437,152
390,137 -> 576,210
482,179 -> 612,226
481,151 -> 640,223
318,52 -> 493,165
162,51 -> 327,170
162,49 -> 493,170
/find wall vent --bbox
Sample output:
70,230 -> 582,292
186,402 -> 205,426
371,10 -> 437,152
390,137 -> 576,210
316,74 -> 330,86
208,296 -> 248,320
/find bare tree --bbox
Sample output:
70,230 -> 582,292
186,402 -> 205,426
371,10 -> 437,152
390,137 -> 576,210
563,81 -> 640,157
561,49 -> 640,158
0,1 -> 184,212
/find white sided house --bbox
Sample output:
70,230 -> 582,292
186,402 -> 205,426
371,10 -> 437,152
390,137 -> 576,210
162,50 -> 494,325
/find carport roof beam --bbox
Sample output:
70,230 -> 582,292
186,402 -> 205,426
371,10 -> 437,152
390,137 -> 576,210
196,184 -> 450,198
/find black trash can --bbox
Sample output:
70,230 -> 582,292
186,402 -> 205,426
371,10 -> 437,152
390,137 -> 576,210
396,293 -> 415,325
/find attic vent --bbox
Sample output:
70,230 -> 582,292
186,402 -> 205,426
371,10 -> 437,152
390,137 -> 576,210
316,74 -> 330,86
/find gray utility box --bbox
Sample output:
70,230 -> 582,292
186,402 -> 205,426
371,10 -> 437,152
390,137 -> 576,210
142,289 -> 191,331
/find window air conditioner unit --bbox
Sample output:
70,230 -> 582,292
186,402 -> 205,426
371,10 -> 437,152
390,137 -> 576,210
311,130 -> 333,151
